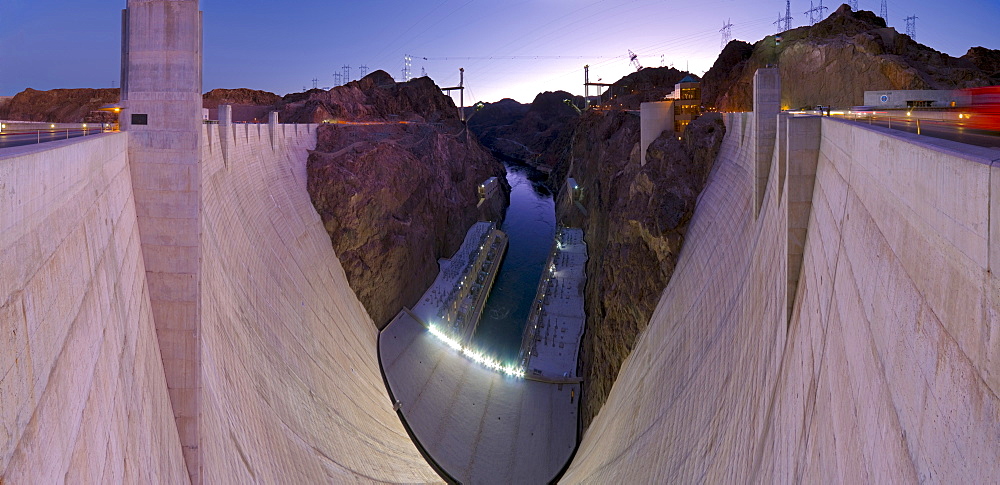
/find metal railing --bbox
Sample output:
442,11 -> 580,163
0,124 -> 115,148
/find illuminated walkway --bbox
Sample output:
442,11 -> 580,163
519,227 -> 588,379
380,224 -> 579,483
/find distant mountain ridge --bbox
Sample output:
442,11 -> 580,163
701,4 -> 1000,111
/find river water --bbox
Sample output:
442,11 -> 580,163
472,163 -> 556,363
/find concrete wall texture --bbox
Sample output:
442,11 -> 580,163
1,122 -> 440,482
122,2 -> 205,479
198,121 -> 438,483
0,134 -> 188,483
561,111 -> 1000,482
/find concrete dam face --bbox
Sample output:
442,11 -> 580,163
1,121 -> 440,483
4,81 -> 999,483
563,107 -> 1000,480
3,4 -> 1000,484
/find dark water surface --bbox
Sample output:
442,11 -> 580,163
472,163 -> 555,363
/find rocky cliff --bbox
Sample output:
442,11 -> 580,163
554,112 -> 726,431
203,88 -> 281,122
0,88 -> 119,123
468,91 -> 582,171
306,71 -> 508,328
599,66 -> 699,110
202,88 -> 281,108
703,5 -> 1000,111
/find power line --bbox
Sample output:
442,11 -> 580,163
414,55 -> 624,61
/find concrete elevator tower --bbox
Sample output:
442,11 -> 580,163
121,1 -> 203,482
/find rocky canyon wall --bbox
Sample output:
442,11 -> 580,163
306,71 -> 507,328
0,88 -> 120,123
554,111 -> 726,431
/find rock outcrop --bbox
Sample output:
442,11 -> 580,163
598,66 -> 699,110
306,71 -> 507,328
703,5 -> 1000,111
202,88 -> 281,122
0,88 -> 119,123
554,112 -> 726,430
468,91 -> 582,171
202,88 -> 281,108
280,72 -> 460,124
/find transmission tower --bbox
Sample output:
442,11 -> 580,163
402,54 -> 412,81
720,19 -> 733,49
804,0 -> 828,25
880,0 -> 888,22
848,0 -> 858,10
783,0 -> 793,31
774,13 -> 784,34
342,65 -> 350,84
421,67 -> 427,77
312,78 -> 319,90
333,72 -> 342,86
359,65 -> 368,78
628,49 -> 643,71
904,15 -> 918,39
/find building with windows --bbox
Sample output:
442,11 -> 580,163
665,75 -> 702,132
639,75 -> 703,165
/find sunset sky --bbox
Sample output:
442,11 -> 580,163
1,0 -> 997,103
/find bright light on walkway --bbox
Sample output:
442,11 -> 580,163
428,324 -> 525,379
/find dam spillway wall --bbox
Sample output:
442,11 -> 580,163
197,121 -> 438,482
1,122 -> 440,482
561,110 -> 1000,481
0,134 -> 188,482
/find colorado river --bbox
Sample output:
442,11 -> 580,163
472,163 -> 555,363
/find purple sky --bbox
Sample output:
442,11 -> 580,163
1,0 -> 997,103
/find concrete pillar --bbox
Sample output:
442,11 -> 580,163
785,115 -> 821,318
269,111 -> 279,149
219,104 -> 232,167
991,160 -> 1000,275
122,1 -> 203,483
753,68 -> 781,216
640,101 -> 674,166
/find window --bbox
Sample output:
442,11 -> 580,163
131,113 -> 148,125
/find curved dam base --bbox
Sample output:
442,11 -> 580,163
380,310 -> 578,484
